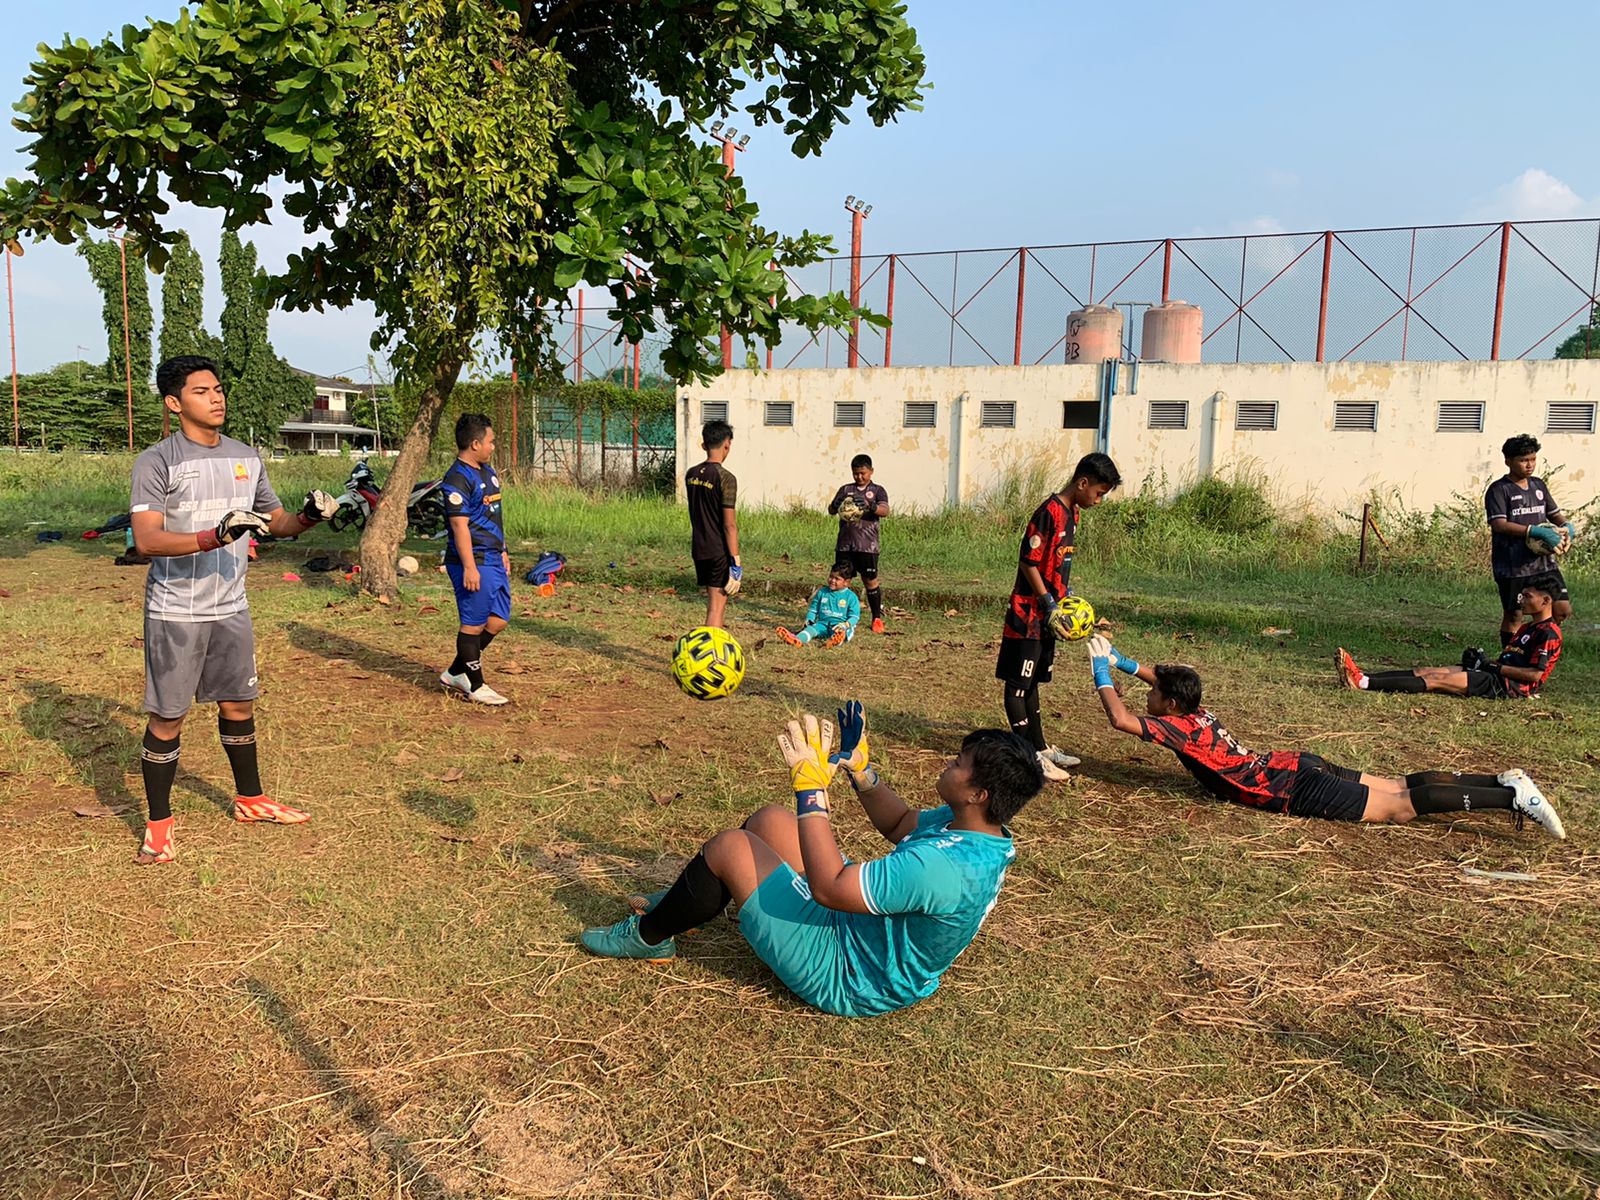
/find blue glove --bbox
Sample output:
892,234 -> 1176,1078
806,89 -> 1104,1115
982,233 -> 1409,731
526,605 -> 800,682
830,700 -> 866,767
1528,524 -> 1562,549
1110,647 -> 1140,675
1086,635 -> 1115,689
724,561 -> 744,596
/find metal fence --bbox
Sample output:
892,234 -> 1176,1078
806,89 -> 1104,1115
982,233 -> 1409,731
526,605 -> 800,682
712,219 -> 1600,370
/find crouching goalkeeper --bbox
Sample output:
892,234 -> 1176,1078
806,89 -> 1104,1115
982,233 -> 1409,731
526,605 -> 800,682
1085,635 -> 1566,839
579,703 -> 1044,1016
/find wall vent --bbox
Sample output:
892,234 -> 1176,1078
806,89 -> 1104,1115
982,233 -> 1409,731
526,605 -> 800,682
763,401 -> 793,427
903,401 -> 936,429
1235,401 -> 1279,431
700,401 -> 729,424
1147,400 -> 1188,430
1546,401 -> 1597,434
833,401 -> 866,428
1333,401 -> 1379,431
979,401 -> 1016,429
1436,401 -> 1485,432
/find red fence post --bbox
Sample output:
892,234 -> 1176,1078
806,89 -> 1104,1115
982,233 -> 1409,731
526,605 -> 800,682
575,289 -> 584,381
883,254 -> 896,367
847,203 -> 865,368
1161,238 -> 1172,304
1491,221 -> 1511,360
1013,248 -> 1027,366
1315,231 -> 1333,362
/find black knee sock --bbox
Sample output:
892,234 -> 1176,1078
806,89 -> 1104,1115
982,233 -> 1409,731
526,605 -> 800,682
219,717 -> 263,797
638,851 -> 731,944
1408,782 -> 1514,814
1004,686 -> 1047,752
1405,770 -> 1505,789
478,628 -> 498,654
141,730 -> 180,823
451,632 -> 484,690
866,586 -> 884,620
1364,670 -> 1427,693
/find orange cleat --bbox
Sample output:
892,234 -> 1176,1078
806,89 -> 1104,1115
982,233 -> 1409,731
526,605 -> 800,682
136,816 -> 176,865
234,796 -> 311,824
1335,647 -> 1364,690
825,627 -> 849,648
777,627 -> 803,647
871,617 -> 885,634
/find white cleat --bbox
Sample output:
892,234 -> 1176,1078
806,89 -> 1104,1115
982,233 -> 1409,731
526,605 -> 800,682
1509,775 -> 1566,840
1043,745 -> 1082,770
1497,768 -> 1529,787
466,683 -> 510,707
1036,751 -> 1072,783
440,669 -> 472,695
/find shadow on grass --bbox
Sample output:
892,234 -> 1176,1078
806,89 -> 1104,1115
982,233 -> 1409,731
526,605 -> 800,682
244,977 -> 453,1200
401,787 -> 475,829
284,621 -> 442,695
16,681 -> 235,834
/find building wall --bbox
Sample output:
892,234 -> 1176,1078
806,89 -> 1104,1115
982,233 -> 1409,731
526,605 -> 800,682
676,360 -> 1599,516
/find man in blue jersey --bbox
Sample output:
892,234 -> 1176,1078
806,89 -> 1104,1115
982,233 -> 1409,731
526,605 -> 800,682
439,413 -> 512,706
579,703 -> 1045,1017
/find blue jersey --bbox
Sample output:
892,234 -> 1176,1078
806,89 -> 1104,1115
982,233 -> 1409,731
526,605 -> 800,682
805,585 -> 861,632
442,459 -> 505,565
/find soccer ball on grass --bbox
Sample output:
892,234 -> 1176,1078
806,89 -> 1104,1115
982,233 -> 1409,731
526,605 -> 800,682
671,626 -> 746,700
1048,595 -> 1096,641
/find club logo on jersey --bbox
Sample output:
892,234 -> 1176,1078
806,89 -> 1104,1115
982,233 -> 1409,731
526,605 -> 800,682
448,492 -> 463,505
1028,534 -> 1042,550
234,462 -> 249,480
491,474 -> 500,488
1536,489 -> 1544,500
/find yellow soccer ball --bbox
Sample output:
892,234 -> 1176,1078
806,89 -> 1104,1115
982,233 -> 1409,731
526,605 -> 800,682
671,626 -> 747,700
1049,595 -> 1096,641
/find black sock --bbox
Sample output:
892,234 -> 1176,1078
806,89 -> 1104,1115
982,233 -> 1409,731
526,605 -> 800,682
1405,770 -> 1505,789
866,587 -> 884,620
1364,671 -> 1427,693
1408,782 -> 1514,814
1004,686 -> 1047,752
219,716 -> 263,796
141,730 -> 180,822
479,628 -> 498,654
452,632 -> 484,690
638,851 -> 731,944
1499,629 -> 1514,648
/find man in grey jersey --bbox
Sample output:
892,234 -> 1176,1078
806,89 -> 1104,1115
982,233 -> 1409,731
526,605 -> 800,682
129,356 -> 339,864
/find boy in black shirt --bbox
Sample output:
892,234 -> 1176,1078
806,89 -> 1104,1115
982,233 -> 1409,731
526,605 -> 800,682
1484,434 -> 1574,643
1338,577 -> 1563,700
684,420 -> 742,629
1088,637 -> 1565,839
828,454 -> 891,633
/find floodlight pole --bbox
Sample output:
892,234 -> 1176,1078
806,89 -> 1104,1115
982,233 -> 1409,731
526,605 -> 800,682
6,245 -> 18,447
712,123 -> 747,370
845,196 -> 870,368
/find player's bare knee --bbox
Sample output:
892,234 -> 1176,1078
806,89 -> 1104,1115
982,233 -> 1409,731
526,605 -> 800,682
485,615 -> 509,634
741,804 -> 793,838
217,700 -> 253,721
148,715 -> 184,739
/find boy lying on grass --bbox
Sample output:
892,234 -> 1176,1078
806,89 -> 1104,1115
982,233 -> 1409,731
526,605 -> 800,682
1085,636 -> 1565,838
579,703 -> 1044,1016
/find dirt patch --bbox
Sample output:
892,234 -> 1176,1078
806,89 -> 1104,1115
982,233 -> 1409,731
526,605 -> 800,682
471,1103 -> 601,1196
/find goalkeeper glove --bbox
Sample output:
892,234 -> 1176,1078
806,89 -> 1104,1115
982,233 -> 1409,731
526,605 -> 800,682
1528,523 -> 1562,550
298,489 -> 339,528
778,714 -> 836,817
198,510 -> 271,552
1086,635 -> 1115,689
724,561 -> 743,596
1040,594 -> 1058,633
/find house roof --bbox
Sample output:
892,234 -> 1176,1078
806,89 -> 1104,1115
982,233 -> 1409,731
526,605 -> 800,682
279,421 -> 378,435
292,367 -> 383,394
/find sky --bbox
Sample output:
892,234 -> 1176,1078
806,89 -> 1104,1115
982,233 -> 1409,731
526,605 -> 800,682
5,0 -> 1599,377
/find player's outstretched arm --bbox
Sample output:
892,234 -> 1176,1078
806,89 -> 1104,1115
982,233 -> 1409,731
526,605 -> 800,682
831,701 -> 917,844
263,490 -> 339,539
1087,636 -> 1144,736
131,509 -> 270,557
780,714 -> 873,913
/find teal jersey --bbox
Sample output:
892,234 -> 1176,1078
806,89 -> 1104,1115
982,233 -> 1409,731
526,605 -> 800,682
805,585 -> 861,631
839,807 -> 1013,1013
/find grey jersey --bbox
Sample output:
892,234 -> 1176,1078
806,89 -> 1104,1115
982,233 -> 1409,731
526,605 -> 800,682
130,432 -> 281,621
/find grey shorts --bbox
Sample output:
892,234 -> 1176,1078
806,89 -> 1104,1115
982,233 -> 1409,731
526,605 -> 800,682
144,611 -> 260,718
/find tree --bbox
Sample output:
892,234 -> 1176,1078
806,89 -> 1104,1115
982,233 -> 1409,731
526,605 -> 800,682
159,231 -> 206,361
78,236 -> 154,393
217,231 -> 312,444
2,0 -> 926,598
1554,304 -> 1600,360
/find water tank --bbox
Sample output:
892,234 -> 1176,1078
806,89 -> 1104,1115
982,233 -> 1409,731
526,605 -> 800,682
1064,304 -> 1124,363
1141,301 -> 1203,363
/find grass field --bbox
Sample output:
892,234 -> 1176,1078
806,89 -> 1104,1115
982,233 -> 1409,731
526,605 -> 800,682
1,452 -> 1596,1199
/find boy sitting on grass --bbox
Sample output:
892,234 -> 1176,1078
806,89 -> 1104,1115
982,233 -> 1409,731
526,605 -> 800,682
578,703 -> 1045,1017
778,560 -> 862,647
1084,636 -> 1566,839
1337,576 -> 1562,701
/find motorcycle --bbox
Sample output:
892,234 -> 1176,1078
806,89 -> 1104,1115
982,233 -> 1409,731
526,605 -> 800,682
327,460 -> 449,537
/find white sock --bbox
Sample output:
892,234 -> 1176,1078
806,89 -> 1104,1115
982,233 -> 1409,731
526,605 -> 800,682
1357,676 -> 1369,689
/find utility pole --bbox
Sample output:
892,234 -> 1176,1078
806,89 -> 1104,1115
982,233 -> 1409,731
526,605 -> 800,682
844,196 -> 873,367
710,121 -> 750,370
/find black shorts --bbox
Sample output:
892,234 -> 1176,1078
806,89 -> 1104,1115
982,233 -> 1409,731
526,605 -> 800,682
1285,753 -> 1367,822
995,636 -> 1055,686
840,551 -> 879,583
694,555 -> 730,588
1462,668 -> 1512,699
1497,569 -> 1568,613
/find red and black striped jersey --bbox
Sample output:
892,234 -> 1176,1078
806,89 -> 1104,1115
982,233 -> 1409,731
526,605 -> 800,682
1499,618 -> 1562,697
1004,495 -> 1078,641
1138,709 -> 1304,811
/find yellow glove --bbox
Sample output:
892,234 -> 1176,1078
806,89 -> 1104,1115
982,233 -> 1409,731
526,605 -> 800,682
778,713 -> 836,815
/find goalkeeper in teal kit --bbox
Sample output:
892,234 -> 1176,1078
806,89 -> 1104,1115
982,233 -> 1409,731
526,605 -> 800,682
777,560 -> 862,647
578,703 -> 1045,1017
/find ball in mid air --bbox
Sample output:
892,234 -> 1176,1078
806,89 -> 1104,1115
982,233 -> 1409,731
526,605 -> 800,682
671,626 -> 747,700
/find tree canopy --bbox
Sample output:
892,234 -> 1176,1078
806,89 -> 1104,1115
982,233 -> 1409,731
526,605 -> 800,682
1554,304 -> 1600,360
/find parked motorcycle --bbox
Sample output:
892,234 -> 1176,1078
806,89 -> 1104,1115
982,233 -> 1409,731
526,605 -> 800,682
327,460 -> 449,537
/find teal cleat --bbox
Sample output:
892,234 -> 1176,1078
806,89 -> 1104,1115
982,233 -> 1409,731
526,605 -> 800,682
627,888 -> 668,915
580,914 -> 676,962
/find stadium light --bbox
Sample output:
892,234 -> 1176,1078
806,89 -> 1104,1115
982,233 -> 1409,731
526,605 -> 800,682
843,195 -> 872,368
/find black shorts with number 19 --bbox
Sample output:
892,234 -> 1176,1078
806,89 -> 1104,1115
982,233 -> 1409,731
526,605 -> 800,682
995,637 -> 1054,686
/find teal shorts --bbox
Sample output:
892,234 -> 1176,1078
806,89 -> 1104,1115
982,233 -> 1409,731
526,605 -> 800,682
739,865 -> 857,1017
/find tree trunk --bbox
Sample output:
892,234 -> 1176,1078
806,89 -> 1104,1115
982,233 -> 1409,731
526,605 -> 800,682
358,355 -> 463,600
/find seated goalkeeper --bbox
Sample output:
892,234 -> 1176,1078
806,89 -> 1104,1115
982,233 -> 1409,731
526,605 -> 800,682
1084,636 -> 1566,839
777,560 -> 862,647
578,704 -> 1045,1017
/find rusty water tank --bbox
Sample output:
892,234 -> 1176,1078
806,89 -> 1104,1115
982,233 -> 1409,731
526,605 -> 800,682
1064,304 -> 1124,363
1141,301 -> 1203,362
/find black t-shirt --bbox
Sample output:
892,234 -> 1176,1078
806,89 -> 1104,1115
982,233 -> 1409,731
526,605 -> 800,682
1484,474 -> 1562,578
686,461 -> 737,560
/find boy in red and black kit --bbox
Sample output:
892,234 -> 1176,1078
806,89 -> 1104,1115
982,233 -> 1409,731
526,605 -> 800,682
996,452 -> 1121,782
1087,636 -> 1566,839
1337,576 -> 1563,701
828,454 -> 891,633
1484,434 -> 1574,644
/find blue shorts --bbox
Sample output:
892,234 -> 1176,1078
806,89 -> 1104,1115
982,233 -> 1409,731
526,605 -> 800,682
739,865 -> 860,1017
446,557 -> 511,627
